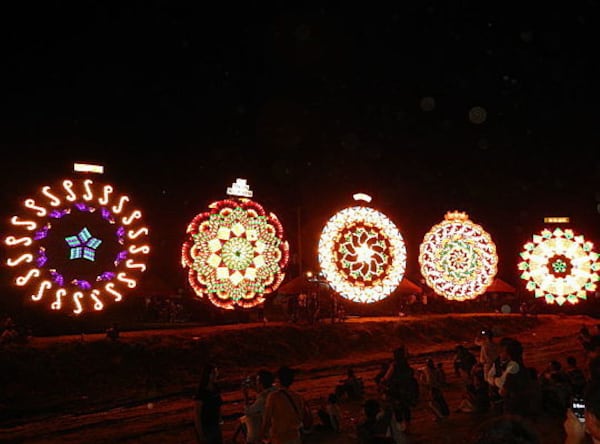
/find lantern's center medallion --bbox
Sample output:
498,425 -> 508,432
221,237 -> 254,270
65,227 -> 102,262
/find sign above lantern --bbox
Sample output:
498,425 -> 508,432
181,179 -> 289,310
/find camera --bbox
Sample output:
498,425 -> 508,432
241,376 -> 253,389
572,396 -> 586,422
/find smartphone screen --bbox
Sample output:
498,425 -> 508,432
572,397 -> 586,422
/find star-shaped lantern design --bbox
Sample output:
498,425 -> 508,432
65,227 -> 102,262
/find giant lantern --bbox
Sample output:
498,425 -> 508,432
4,163 -> 150,314
318,193 -> 407,303
518,222 -> 599,305
181,179 -> 289,310
419,211 -> 498,301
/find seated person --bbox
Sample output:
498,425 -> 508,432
356,399 -> 393,444
336,367 -> 364,400
454,345 -> 477,379
316,393 -> 342,432
456,369 -> 489,413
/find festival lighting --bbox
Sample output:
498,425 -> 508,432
73,163 -> 104,174
419,211 -> 498,301
4,175 -> 150,314
518,227 -> 599,305
318,198 -> 406,303
181,179 -> 289,310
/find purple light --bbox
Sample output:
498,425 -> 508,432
49,209 -> 69,219
36,251 -> 48,267
97,271 -> 116,281
50,271 -> 64,286
34,226 -> 50,240
115,250 -> 128,265
73,280 -> 92,290
101,208 -> 114,222
75,202 -> 89,212
116,226 -> 125,238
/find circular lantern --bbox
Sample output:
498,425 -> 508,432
4,172 -> 150,314
518,227 -> 599,305
419,211 -> 498,301
181,179 -> 289,310
318,194 -> 407,303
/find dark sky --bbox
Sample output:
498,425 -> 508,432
2,2 -> 600,288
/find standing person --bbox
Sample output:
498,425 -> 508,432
380,347 -> 419,431
475,329 -> 498,376
238,369 -> 277,444
261,366 -> 307,444
488,338 -> 532,417
193,363 -> 223,444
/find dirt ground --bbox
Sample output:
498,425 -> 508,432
0,313 -> 595,443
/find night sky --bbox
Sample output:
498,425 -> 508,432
2,3 -> 599,293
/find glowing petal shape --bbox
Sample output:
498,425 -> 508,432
519,226 -> 599,305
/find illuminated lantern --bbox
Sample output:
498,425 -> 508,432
318,193 -> 407,303
419,211 -> 498,301
181,179 -> 289,310
4,164 -> 150,314
518,227 -> 599,305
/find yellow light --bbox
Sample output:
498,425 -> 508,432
74,163 -> 104,174
544,217 -> 570,224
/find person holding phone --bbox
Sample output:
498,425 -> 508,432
564,380 -> 600,444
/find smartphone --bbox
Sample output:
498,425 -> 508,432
572,396 -> 586,422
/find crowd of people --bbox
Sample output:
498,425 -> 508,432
190,323 -> 600,444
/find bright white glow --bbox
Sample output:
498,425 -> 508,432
353,193 -> 372,203
318,205 -> 406,303
519,228 -> 600,305
419,211 -> 498,301
74,163 -> 104,174
226,178 -> 253,198
356,244 -> 374,262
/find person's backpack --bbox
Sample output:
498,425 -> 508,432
280,389 -> 313,431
